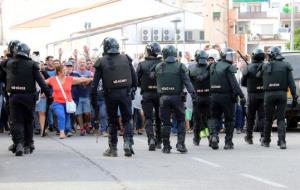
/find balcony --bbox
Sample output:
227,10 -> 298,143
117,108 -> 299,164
247,33 -> 282,42
238,12 -> 268,19
280,12 -> 300,20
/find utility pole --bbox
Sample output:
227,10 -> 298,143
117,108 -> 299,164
291,0 -> 295,51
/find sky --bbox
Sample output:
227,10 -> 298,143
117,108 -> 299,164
2,0 -> 101,41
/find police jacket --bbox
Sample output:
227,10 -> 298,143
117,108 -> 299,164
241,61 -> 264,94
258,59 -> 297,97
136,56 -> 161,94
3,55 -> 51,97
154,60 -> 195,96
210,60 -> 244,98
188,62 -> 210,96
91,53 -> 137,96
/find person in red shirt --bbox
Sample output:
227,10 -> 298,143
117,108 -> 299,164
46,65 -> 92,139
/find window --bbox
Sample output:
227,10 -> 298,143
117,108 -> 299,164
247,5 -> 262,13
185,31 -> 193,41
199,31 -> 205,40
213,12 -> 221,21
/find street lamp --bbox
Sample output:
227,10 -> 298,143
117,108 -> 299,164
84,21 -> 92,48
171,17 -> 182,50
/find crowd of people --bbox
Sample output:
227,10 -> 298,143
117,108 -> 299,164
0,37 -> 297,157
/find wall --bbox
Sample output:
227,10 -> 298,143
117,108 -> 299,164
228,9 -> 247,54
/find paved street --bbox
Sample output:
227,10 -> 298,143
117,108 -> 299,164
1,131 -> 300,190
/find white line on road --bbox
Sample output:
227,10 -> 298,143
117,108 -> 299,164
240,173 -> 288,189
191,157 -> 221,168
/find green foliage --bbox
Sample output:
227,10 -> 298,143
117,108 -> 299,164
286,28 -> 300,50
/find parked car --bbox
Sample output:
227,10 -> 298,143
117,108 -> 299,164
283,52 -> 300,128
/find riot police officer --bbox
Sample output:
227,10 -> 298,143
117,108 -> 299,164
209,48 -> 246,150
0,40 -> 21,153
241,49 -> 265,144
91,37 -> 137,157
257,47 -> 297,149
2,43 -> 52,156
188,50 -> 210,146
154,45 -> 197,154
136,42 -> 162,151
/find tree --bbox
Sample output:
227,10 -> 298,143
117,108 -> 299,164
286,28 -> 300,50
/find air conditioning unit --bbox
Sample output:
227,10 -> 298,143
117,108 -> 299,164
162,28 -> 173,42
141,28 -> 151,42
185,30 -> 205,42
152,28 -> 162,42
175,28 -> 184,41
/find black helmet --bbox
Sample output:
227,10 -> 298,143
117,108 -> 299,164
102,37 -> 119,54
145,42 -> 161,57
267,46 -> 283,60
162,45 -> 177,62
15,43 -> 30,58
220,48 -> 236,63
8,40 -> 20,55
194,50 -> 208,65
252,49 -> 265,62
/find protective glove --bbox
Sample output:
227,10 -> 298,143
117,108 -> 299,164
46,96 -> 54,105
240,97 -> 246,107
131,87 -> 137,100
292,95 -> 298,108
191,92 -> 199,104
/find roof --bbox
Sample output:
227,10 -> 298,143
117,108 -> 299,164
11,0 -> 120,29
47,10 -> 182,46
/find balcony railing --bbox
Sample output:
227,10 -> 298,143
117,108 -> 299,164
238,12 -> 268,19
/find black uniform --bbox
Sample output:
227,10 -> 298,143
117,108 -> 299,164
137,56 -> 162,150
258,55 -> 297,149
155,57 -> 196,153
2,55 -> 51,156
241,61 -> 264,144
92,53 -> 137,157
209,59 -> 245,150
188,62 -> 210,145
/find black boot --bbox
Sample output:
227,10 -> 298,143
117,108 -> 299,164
278,140 -> 287,149
176,144 -> 187,153
224,141 -> 234,150
193,126 -> 200,146
193,137 -> 200,146
244,135 -> 253,145
208,119 -> 219,150
210,135 -> 219,150
103,144 -> 118,157
148,137 -> 156,151
8,144 -> 16,153
224,122 -> 234,150
24,144 -> 35,154
15,143 -> 24,156
277,120 -> 287,149
262,139 -> 270,147
162,138 -> 172,154
124,139 -> 134,157
155,139 -> 162,149
176,135 -> 188,153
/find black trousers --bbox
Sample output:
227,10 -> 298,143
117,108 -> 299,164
209,93 -> 235,143
9,93 -> 35,146
246,93 -> 264,138
104,88 -> 133,145
264,91 -> 287,143
193,96 -> 210,140
141,92 -> 161,143
159,95 -> 185,146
